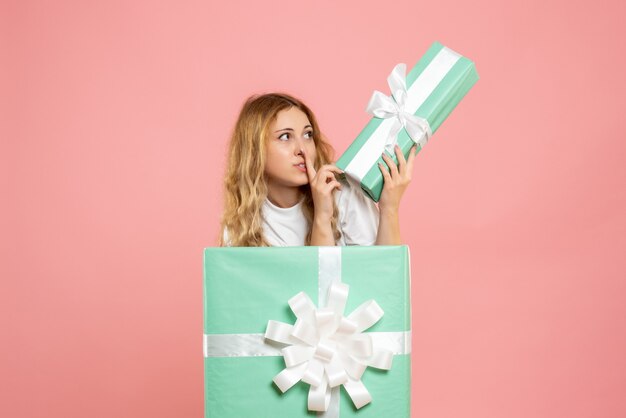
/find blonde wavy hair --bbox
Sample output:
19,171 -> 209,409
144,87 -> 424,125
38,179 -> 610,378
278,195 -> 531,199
219,93 -> 341,247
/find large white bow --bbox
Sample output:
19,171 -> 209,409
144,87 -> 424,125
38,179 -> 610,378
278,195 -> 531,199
264,283 -> 393,412
366,63 -> 432,153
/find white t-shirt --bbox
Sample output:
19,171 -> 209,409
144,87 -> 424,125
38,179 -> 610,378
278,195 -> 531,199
223,180 -> 379,246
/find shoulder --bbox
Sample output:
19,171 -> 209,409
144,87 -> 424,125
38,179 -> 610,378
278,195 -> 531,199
222,227 -> 232,247
335,178 -> 378,214
335,178 -> 379,245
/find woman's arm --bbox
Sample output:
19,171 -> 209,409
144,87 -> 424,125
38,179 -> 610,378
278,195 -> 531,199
375,206 -> 401,245
375,144 -> 417,245
310,214 -> 335,245
303,149 -> 343,246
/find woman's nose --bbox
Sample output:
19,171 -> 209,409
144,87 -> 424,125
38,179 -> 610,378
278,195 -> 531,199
294,136 -> 307,153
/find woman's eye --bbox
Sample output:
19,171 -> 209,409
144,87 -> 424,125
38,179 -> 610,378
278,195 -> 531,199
278,133 -> 289,141
304,131 -> 314,139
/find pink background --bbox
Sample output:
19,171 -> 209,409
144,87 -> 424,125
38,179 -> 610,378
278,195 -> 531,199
2,0 -> 625,417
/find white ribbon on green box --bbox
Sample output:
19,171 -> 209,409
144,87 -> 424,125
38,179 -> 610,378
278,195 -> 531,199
203,247 -> 411,418
336,42 -> 479,202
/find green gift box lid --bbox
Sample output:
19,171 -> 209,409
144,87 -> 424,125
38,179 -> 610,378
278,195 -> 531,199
336,41 -> 479,202
203,246 -> 411,418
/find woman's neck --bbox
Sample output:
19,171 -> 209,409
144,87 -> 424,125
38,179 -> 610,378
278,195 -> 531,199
267,186 -> 303,208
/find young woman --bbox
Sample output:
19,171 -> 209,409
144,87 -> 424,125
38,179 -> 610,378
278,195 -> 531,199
219,92 -> 416,247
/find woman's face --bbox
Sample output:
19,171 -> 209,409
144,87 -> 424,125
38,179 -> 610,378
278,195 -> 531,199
264,106 -> 317,189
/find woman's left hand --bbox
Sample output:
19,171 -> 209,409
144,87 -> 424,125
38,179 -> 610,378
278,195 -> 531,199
378,144 -> 417,212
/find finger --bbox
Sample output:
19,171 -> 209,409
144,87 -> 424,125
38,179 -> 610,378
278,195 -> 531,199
381,152 -> 399,177
301,149 -> 317,182
317,164 -> 345,175
394,145 -> 407,174
378,161 -> 392,183
322,170 -> 337,184
406,145 -> 417,172
325,180 -> 342,192
317,164 -> 345,186
314,172 -> 333,189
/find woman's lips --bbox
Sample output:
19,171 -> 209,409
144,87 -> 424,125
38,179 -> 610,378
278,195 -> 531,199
294,163 -> 306,172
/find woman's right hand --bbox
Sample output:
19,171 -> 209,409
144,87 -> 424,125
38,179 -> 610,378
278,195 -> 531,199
302,149 -> 343,221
